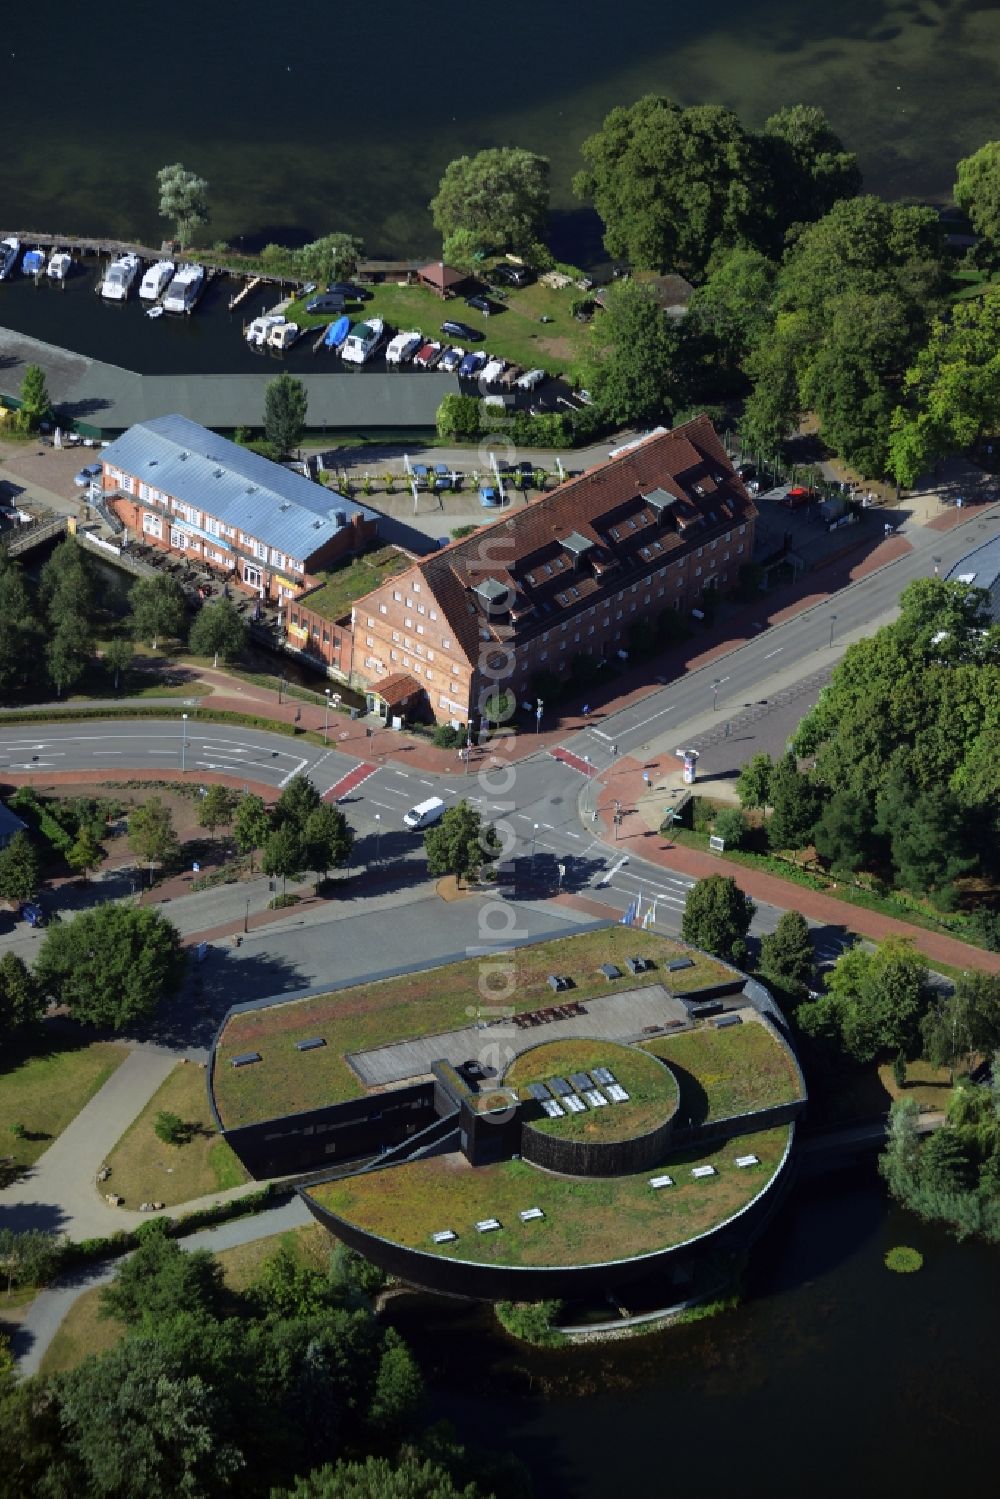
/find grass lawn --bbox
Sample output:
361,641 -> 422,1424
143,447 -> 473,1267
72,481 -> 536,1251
285,275 -> 590,377
213,928 -> 735,1127
296,546 -> 411,625
0,1039 -> 129,1171
308,1124 -> 790,1268
642,1017 -> 804,1126
39,1225 -> 331,1375
103,1061 -> 247,1208
506,1039 -> 678,1142
880,1057 -> 953,1112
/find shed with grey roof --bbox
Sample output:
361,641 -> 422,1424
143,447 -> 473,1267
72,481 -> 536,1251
100,414 -> 378,565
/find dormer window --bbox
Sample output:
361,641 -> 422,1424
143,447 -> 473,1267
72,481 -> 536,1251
643,488 -> 678,523
473,578 -> 510,615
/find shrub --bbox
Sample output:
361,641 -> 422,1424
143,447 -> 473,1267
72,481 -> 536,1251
268,892 -> 300,910
713,807 -> 749,849
495,1299 -> 565,1346
884,1245 -> 923,1273
432,724 -> 465,749
154,1110 -> 188,1146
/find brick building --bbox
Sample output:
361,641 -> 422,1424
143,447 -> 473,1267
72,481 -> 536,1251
101,414 -> 378,605
286,415 -> 755,725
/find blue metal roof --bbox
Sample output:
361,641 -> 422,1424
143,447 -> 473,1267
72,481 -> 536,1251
101,414 -> 377,564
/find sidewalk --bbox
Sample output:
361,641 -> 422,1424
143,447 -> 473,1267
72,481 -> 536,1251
592,753 -> 1000,975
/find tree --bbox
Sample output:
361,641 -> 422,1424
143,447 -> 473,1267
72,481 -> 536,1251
100,1224 -> 223,1326
0,952 -> 44,1041
0,831 -> 41,903
34,904 -> 185,1028
65,824 -> 101,881
686,248 -> 778,389
588,280 -> 679,426
574,95 -> 758,276
758,910 -> 815,998
128,574 -> 187,650
196,784 -> 238,835
264,373 -> 309,456
275,773 -> 322,833
251,1243 -> 341,1321
954,140 -> 1000,258
424,802 -> 501,887
712,807 -> 748,849
681,874 -> 756,965
17,364 -> 51,430
157,161 -> 210,246
810,937 -> 930,1063
430,147 -> 550,254
187,597 -> 247,667
274,1456 -> 485,1499
919,1127 -> 972,1194
735,752 -> 774,811
879,1094 -> 921,1196
233,792 -> 270,872
302,804 -> 354,881
0,1228 -> 62,1294
874,779 -> 976,898
766,753 -> 820,855
760,104 -> 861,228
46,615 -> 92,698
263,822 -> 305,894
154,1109 -> 188,1146
436,394 -> 481,441
57,1335 -> 242,1499
920,972 -> 1000,1077
128,797 -> 179,878
0,555 -> 39,701
296,233 -> 364,287
102,637 -> 134,692
39,538 -> 95,629
812,787 -> 872,876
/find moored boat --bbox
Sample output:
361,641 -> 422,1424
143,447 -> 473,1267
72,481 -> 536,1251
341,316 -> 385,365
100,252 -> 141,301
386,330 -> 422,366
162,262 -> 205,314
46,251 -> 72,281
268,321 -> 300,351
21,248 -> 46,276
324,315 -> 351,349
139,259 -> 175,301
246,314 -> 285,347
0,237 -> 21,280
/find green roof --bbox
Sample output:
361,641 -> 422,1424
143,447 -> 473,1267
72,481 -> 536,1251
299,545 -> 410,623
306,1124 -> 792,1267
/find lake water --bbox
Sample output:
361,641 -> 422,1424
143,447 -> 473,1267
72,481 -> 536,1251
389,1168 -> 1000,1496
5,1 -> 1000,260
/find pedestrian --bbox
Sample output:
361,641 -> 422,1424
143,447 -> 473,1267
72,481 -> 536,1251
581,703 -> 590,717
294,706 -> 301,725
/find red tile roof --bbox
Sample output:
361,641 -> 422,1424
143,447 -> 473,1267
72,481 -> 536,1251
370,671 -> 422,707
418,262 -> 470,292
406,415 -> 753,662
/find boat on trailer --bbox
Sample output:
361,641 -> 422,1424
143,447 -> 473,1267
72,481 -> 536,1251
139,260 -> 175,300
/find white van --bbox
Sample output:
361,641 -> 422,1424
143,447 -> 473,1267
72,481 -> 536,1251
403,796 -> 446,831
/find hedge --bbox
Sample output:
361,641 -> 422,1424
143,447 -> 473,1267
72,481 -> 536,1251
59,1184 -> 286,1270
0,705 -> 320,742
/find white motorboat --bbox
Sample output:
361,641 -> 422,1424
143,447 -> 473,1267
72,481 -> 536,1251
0,237 -> 21,280
386,330 -> 422,366
516,367 -> 546,390
341,316 -> 385,365
246,314 -> 285,347
162,262 -> 205,314
482,358 -> 507,384
100,252 -> 141,301
139,259 -> 174,301
268,321 -> 300,352
46,251 -> 72,281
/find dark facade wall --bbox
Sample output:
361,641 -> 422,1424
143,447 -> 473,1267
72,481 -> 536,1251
520,1115 -> 675,1178
459,1100 -> 522,1166
222,1082 -> 435,1179
300,1137 -> 794,1301
684,1097 -> 806,1149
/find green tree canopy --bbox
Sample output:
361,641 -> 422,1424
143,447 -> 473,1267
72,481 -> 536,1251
18,364 -> 52,429
46,615 -> 92,698
954,140 -> 1000,257
263,822 -> 305,892
735,752 -> 774,811
128,797 -> 179,873
681,873 -> 756,964
760,104 -> 862,228
766,753 -> 821,854
0,555 -> 40,701
430,147 -> 550,254
0,951 -> 44,1042
264,373 -> 309,455
436,394 -> 481,441
295,233 -> 364,286
0,1227 -> 62,1293
34,904 -> 185,1028
587,280 -> 679,425
920,971 -> 1000,1076
128,575 -> 187,650
302,803 -> 354,880
39,538 -> 95,629
187,597 -> 248,667
424,803 -> 501,886
274,1455 -> 486,1499
103,637 -> 134,692
275,773 -> 322,832
100,1224 -> 224,1327
798,937 -> 930,1063
812,787 -> 873,875
233,792 -> 271,871
196,784 -> 238,835
685,248 -> 778,390
157,162 -> 210,246
0,831 -> 41,904
757,910 -> 814,998
65,823 -> 102,880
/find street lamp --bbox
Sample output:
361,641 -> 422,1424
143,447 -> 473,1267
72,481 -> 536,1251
373,813 -> 381,865
324,688 -> 332,744
828,613 -> 838,648
932,555 -> 942,577
535,698 -> 543,735
531,822 -> 539,864
711,679 -> 722,711
181,713 -> 189,772
244,897 -> 250,934
278,672 -> 286,705
582,753 -> 594,816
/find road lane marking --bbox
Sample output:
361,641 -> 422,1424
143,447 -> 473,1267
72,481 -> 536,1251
763,648 -> 783,660
278,756 -> 309,788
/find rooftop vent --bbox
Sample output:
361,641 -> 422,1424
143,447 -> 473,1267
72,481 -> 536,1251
295,1037 -> 326,1052
231,1052 -> 261,1068
213,468 -> 223,479
643,487 -> 677,519
560,530 -> 594,559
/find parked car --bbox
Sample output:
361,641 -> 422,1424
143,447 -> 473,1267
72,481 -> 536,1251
306,293 -> 346,314
73,463 -> 102,488
465,294 -> 498,316
326,282 -> 372,301
491,263 -> 533,288
20,902 -> 45,927
784,485 -> 816,510
441,319 -> 483,342
736,463 -> 757,482
479,485 -> 502,507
